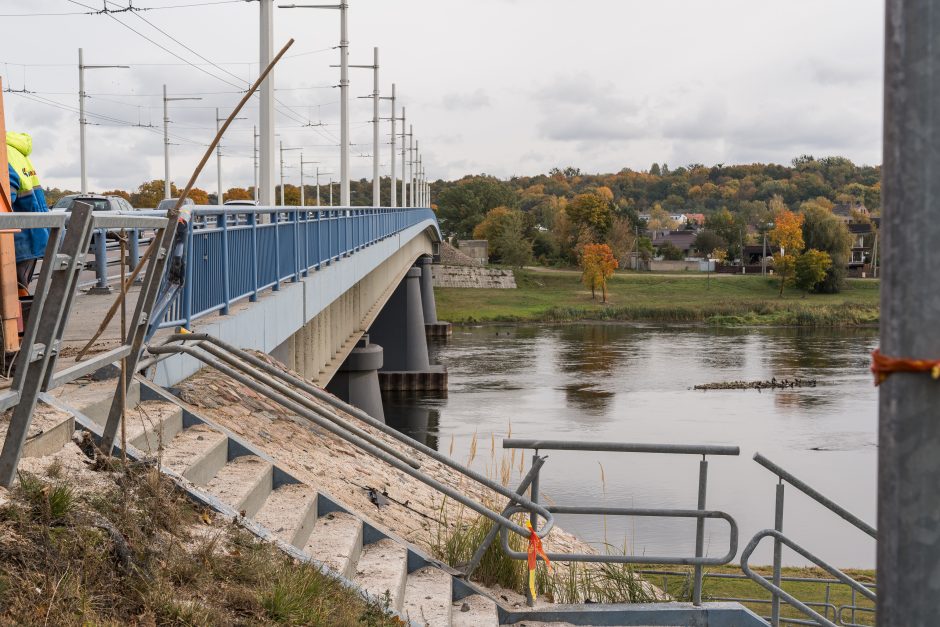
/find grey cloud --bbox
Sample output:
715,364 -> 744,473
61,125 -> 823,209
534,74 -> 646,143
441,88 -> 491,111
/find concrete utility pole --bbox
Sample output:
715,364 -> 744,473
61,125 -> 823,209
216,108 -> 246,203
879,0 -> 940,623
78,48 -> 127,194
407,128 -> 414,207
162,85 -> 201,199
381,83 -> 397,207
350,46 -> 379,206
281,2 -> 349,204
259,0 -> 276,205
279,142 -> 301,205
328,176 -> 333,206
412,139 -> 419,207
400,108 -> 409,207
300,156 -> 319,206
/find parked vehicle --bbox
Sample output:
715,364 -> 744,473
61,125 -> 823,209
155,197 -> 195,212
53,194 -> 137,212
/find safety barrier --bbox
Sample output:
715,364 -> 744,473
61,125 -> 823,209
499,439 -> 741,607
740,453 -> 877,627
139,206 -> 440,329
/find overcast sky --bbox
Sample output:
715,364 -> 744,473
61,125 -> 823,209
1,0 -> 884,194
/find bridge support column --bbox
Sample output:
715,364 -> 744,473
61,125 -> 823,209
417,254 -> 451,339
326,334 -> 385,421
369,266 -> 447,391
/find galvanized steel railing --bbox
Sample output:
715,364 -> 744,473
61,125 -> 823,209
741,453 -> 877,627
153,206 -> 438,329
500,439 -> 741,607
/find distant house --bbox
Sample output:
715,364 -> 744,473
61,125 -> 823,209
848,222 -> 875,268
652,230 -> 698,258
832,201 -> 871,223
683,213 -> 705,227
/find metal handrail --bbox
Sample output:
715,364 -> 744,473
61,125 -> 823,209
837,604 -> 874,627
498,504 -> 739,566
504,439 -> 740,456
148,338 -> 554,539
740,530 -> 875,627
754,453 -> 876,539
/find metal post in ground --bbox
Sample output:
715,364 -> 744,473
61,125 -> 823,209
259,0 -> 275,205
879,1 -> 940,624
89,230 -> 111,294
693,457 -> 708,605
527,452 -> 541,608
771,481 -> 785,626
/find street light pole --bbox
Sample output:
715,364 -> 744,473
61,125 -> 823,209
349,47 -> 380,206
217,108 -> 246,204
162,85 -> 201,200
381,83 -> 397,207
408,128 -> 414,207
253,125 -> 259,201
300,157 -> 319,207
279,142 -> 302,205
78,48 -> 128,194
400,108 -> 409,207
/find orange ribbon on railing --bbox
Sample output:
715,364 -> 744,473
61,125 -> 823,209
526,520 -> 552,601
871,349 -> 940,386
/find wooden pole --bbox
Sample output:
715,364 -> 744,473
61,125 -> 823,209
0,78 -> 22,352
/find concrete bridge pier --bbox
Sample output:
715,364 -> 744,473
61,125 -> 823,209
325,334 -> 385,422
417,254 -> 451,338
368,267 -> 447,392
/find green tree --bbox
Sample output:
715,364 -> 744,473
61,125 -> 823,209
566,192 -> 613,236
794,249 -> 833,293
801,202 -> 853,293
436,176 -> 517,239
658,242 -> 684,260
693,230 -> 727,257
473,206 -> 532,267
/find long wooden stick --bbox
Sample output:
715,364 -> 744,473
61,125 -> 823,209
75,38 -> 295,362
0,77 -> 22,352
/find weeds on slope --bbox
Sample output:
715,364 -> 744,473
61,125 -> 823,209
0,459 -> 400,626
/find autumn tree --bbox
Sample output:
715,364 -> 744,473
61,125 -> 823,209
188,187 -> 210,205
566,192 -> 612,237
794,249 -> 832,293
580,243 -> 618,302
131,180 -> 178,208
769,209 -> 805,295
100,189 -> 131,201
224,187 -> 253,202
801,201 -> 853,293
436,176 -> 517,239
605,217 -> 636,268
646,204 -> 678,231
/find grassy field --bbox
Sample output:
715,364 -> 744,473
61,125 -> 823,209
637,564 -> 875,625
435,268 -> 880,326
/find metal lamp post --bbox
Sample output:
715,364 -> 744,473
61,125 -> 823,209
162,85 -> 201,199
78,48 -> 128,194
279,2 -> 350,206
350,46 -> 380,207
279,142 -> 302,205
300,156 -> 320,206
216,108 -> 246,204
380,83 -> 398,207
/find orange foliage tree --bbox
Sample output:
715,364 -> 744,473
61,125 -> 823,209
769,209 -> 805,295
580,243 -> 619,302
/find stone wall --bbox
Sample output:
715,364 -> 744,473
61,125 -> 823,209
432,265 -> 517,289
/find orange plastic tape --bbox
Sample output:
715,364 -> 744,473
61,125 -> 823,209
871,348 -> 940,386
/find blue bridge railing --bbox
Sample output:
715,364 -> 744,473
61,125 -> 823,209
141,206 -> 438,329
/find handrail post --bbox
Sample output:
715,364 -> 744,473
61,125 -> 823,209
527,451 -> 541,608
272,209 -> 281,290
128,228 -> 140,272
219,211 -> 231,315
292,209 -> 300,282
249,212 -> 259,302
693,456 -> 708,605
90,229 -> 111,294
183,219 -> 194,329
772,480 -> 785,626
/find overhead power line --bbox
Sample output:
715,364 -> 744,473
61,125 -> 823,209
3,0 -> 253,17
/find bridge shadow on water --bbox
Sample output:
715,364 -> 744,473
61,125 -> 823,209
381,391 -> 444,451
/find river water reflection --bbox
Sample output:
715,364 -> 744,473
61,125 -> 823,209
383,324 -> 878,568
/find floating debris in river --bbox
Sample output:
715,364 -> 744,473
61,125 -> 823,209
693,377 -> 817,391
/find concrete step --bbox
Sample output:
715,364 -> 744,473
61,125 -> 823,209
304,511 -> 363,579
352,538 -> 409,612
77,380 -> 141,426
161,424 -> 228,486
204,455 -> 273,518
125,401 -> 183,455
253,482 -> 318,548
0,402 -> 74,459
402,566 -> 453,627
451,594 -> 498,627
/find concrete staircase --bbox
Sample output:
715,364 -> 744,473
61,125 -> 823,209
52,378 -> 499,627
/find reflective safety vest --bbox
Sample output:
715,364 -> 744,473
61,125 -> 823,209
6,132 -> 50,262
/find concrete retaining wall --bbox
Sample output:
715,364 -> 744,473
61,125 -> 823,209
431,265 -> 516,289
650,259 -> 705,272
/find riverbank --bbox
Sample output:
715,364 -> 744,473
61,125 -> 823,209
435,268 -> 880,326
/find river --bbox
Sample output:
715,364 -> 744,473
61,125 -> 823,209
383,323 -> 878,568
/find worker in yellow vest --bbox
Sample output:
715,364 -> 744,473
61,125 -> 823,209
5,132 -> 51,297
